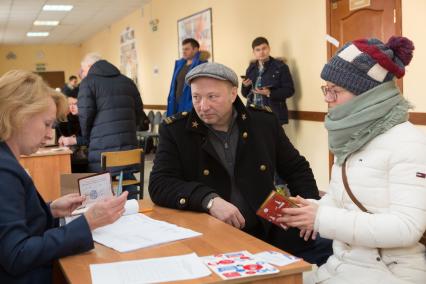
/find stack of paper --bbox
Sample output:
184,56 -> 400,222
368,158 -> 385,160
90,253 -> 211,284
92,214 -> 202,252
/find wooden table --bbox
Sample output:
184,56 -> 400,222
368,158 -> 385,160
59,199 -> 311,283
20,147 -> 72,201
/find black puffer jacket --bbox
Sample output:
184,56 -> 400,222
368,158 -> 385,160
78,60 -> 143,172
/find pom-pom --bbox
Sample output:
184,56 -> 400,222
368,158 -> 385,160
386,36 -> 414,66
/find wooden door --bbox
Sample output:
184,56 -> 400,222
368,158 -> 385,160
326,0 -> 402,173
327,0 -> 401,58
36,71 -> 65,89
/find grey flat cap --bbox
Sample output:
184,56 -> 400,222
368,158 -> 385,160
185,62 -> 239,86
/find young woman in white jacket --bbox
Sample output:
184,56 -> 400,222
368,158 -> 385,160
278,36 -> 426,284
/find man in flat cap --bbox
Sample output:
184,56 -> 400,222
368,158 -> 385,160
149,62 -> 331,264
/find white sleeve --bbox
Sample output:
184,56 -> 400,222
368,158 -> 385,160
315,142 -> 426,248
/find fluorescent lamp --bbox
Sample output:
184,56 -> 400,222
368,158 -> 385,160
34,20 -> 59,26
27,32 -> 49,37
42,5 -> 73,11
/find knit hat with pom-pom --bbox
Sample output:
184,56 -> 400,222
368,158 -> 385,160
321,36 -> 414,95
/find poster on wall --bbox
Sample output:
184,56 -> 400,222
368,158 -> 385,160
120,27 -> 139,86
177,8 -> 213,60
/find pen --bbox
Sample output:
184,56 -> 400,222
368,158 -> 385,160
117,170 -> 123,196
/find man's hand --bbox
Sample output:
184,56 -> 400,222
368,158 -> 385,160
254,87 -> 271,97
84,191 -> 128,230
50,193 -> 86,218
208,197 -> 246,229
242,78 -> 253,87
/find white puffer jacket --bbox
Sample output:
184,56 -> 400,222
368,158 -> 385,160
312,122 -> 426,284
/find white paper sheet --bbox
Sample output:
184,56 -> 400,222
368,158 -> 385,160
90,253 -> 211,284
92,213 -> 202,252
254,250 -> 301,266
65,199 -> 139,224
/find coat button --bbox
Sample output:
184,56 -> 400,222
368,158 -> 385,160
260,164 -> 266,171
203,169 -> 210,176
242,132 -> 248,139
179,198 -> 186,205
376,256 -> 381,261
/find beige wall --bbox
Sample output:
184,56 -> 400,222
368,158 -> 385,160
402,0 -> 426,112
79,0 -> 327,112
0,44 -> 81,81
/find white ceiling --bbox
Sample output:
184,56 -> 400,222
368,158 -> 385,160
0,0 -> 149,45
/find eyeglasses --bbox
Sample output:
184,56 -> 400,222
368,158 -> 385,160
320,85 -> 342,102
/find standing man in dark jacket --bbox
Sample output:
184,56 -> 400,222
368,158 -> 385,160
78,53 -> 143,174
241,37 -> 294,125
166,38 -> 207,116
149,62 -> 331,265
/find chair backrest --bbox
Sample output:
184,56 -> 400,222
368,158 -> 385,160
101,149 -> 143,168
154,111 -> 162,124
101,149 -> 145,199
151,111 -> 162,134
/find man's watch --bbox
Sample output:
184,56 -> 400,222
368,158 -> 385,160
206,198 -> 215,211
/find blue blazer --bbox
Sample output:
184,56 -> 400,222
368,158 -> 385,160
166,52 -> 207,116
0,142 -> 94,284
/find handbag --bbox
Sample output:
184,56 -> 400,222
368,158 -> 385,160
342,158 -> 426,247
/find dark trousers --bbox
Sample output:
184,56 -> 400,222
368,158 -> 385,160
296,236 -> 333,266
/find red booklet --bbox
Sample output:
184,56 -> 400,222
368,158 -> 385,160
256,190 -> 298,228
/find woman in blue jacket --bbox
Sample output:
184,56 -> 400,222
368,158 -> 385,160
0,70 -> 128,284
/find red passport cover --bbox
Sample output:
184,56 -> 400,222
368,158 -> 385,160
256,190 -> 298,228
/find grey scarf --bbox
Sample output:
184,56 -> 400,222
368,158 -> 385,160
325,81 -> 410,165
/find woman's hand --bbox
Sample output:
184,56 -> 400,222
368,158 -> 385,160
299,228 -> 318,241
59,135 -> 77,146
50,193 -> 86,218
276,196 -> 319,237
84,191 -> 128,230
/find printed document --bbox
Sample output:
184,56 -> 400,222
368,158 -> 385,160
90,253 -> 211,284
92,213 -> 202,252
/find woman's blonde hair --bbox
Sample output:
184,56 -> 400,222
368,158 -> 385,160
0,70 -> 68,141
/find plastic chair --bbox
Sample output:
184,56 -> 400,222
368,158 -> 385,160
136,110 -> 161,153
101,149 -> 145,199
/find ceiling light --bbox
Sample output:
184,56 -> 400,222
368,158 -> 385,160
27,32 -> 49,37
42,5 -> 73,11
34,21 -> 59,26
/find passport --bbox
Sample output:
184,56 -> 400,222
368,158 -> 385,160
256,190 -> 298,228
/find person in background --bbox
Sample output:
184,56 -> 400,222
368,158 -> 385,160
278,36 -> 426,283
150,62 -> 332,265
0,70 -> 128,283
57,91 -> 88,172
241,36 -> 294,125
61,75 -> 78,97
166,38 -> 208,116
78,53 -> 143,199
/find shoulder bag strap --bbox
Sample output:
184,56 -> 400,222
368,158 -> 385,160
342,158 -> 370,213
342,158 -> 426,247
